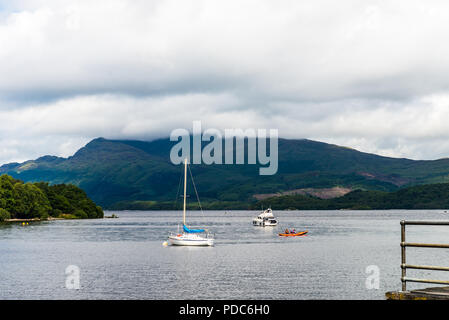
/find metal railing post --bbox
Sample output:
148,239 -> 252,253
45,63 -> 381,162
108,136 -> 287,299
399,220 -> 449,290
401,220 -> 406,291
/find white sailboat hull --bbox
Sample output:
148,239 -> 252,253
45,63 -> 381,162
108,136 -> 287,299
168,234 -> 214,246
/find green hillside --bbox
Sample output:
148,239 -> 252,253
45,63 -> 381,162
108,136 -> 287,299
253,183 -> 449,210
2,137 -> 449,209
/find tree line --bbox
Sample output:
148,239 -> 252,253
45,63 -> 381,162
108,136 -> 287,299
108,182 -> 449,211
252,183 -> 449,210
0,174 -> 103,221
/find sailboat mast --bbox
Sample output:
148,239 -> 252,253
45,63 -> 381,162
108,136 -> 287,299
183,158 -> 187,226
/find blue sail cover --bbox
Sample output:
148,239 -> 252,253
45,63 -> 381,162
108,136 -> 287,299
183,225 -> 205,233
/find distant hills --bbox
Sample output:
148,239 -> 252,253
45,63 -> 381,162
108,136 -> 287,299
3,137 -> 449,209
254,183 -> 449,210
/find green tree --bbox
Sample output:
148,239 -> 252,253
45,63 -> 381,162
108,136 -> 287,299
11,183 -> 51,219
0,174 -> 103,220
0,208 -> 10,221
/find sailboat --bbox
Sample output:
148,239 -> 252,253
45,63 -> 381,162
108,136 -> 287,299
168,159 -> 214,246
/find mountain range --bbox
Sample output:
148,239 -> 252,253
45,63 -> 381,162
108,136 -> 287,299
2,137 -> 449,209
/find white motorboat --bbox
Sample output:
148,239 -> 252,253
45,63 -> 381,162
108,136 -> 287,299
252,208 -> 278,227
168,158 -> 214,246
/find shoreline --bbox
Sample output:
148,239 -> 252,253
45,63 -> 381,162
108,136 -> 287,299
5,217 -> 65,222
3,216 -> 107,222
103,208 -> 449,212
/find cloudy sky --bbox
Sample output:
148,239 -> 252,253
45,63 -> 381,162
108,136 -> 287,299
1,0 -> 449,164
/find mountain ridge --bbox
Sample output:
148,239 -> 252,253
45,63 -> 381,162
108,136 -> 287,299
2,137 -> 449,208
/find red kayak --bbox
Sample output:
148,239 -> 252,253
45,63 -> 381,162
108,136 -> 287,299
279,230 -> 308,237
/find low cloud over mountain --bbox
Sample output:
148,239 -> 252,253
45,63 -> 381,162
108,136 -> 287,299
1,1 -> 449,163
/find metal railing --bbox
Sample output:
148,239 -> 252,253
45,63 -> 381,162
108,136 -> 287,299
400,220 -> 449,291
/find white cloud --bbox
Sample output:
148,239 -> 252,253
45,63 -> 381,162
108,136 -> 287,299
1,0 -> 449,163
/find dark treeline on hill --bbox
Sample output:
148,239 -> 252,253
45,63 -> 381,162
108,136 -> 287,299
253,183 -> 449,210
109,183 -> 449,210
0,174 -> 103,221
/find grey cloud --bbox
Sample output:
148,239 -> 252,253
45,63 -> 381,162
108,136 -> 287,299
1,1 -> 449,163
1,0 -> 449,104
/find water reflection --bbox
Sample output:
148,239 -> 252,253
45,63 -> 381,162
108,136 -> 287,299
1,210 -> 449,299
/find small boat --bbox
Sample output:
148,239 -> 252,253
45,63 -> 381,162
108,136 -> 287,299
169,227 -> 214,246
168,159 -> 214,246
278,230 -> 308,237
252,208 -> 278,227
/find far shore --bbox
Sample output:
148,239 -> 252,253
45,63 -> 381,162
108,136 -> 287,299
5,217 -> 64,222
4,215 -> 111,222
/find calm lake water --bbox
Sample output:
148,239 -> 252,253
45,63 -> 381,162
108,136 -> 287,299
2,210 -> 449,300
